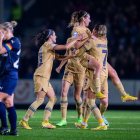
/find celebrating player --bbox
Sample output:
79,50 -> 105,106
75,24 -> 108,130
19,29 -> 83,129
75,24 -> 137,130
56,10 -> 106,127
0,21 -> 20,135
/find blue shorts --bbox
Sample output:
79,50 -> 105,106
0,74 -> 18,95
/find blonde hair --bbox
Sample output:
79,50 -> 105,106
94,24 -> 107,38
68,11 -> 79,27
0,21 -> 17,33
68,11 -> 88,27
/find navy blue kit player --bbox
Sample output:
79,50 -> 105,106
0,21 -> 21,136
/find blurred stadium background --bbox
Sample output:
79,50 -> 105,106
0,0 -> 140,109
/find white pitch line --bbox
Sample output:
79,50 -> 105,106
17,127 -> 140,130
17,116 -> 140,119
17,121 -> 140,124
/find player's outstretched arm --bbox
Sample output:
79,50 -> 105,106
54,34 -> 84,50
74,37 -> 89,50
55,51 -> 69,73
55,53 -> 74,61
0,31 -> 8,54
56,60 -> 67,73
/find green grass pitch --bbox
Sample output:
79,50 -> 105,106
0,110 -> 140,140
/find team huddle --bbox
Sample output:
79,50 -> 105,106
0,10 -> 138,135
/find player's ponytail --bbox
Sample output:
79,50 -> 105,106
33,29 -> 54,46
94,24 -> 107,38
68,11 -> 79,27
0,21 -> 17,33
68,10 -> 89,27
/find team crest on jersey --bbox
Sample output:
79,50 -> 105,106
70,47 -> 74,51
72,32 -> 78,38
51,43 -> 56,47
11,40 -> 14,43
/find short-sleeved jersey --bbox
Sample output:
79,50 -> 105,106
76,38 -> 108,76
65,26 -> 91,73
34,42 -> 57,79
64,37 -> 85,73
71,26 -> 91,40
0,37 -> 21,76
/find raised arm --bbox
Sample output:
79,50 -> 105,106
74,37 -> 89,50
0,31 -> 8,54
55,53 -> 74,61
54,34 -> 84,51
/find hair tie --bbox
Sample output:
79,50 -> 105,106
78,12 -> 87,21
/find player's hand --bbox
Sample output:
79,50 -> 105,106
56,67 -> 61,73
0,31 -> 4,40
73,48 -> 77,53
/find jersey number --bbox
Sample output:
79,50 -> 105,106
102,50 -> 107,66
38,53 -> 42,67
13,50 -> 21,69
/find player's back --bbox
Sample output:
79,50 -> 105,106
76,37 -> 108,76
34,42 -> 56,79
0,37 -> 21,77
89,38 -> 108,76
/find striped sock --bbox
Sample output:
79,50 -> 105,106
44,97 -> 56,121
84,104 -> 91,120
60,97 -> 68,121
24,105 -> 37,121
24,98 -> 44,121
75,98 -> 83,118
44,106 -> 52,121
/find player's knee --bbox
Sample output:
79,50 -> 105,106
110,69 -> 118,78
61,88 -> 68,97
101,99 -> 108,105
3,99 -> 13,108
83,91 -> 88,101
74,94 -> 80,101
88,99 -> 95,107
36,98 -> 44,105
49,96 -> 57,105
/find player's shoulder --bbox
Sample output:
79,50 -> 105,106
71,26 -> 81,37
72,26 -> 81,32
6,37 -> 21,50
43,42 -> 57,51
10,37 -> 20,45
86,28 -> 91,33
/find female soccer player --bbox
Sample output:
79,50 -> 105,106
56,11 -> 137,128
19,29 -> 83,129
74,24 -> 108,130
56,10 -> 105,127
75,24 -> 137,130
0,21 -> 20,135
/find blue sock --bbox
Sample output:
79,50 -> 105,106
0,102 -> 7,127
7,106 -> 17,130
